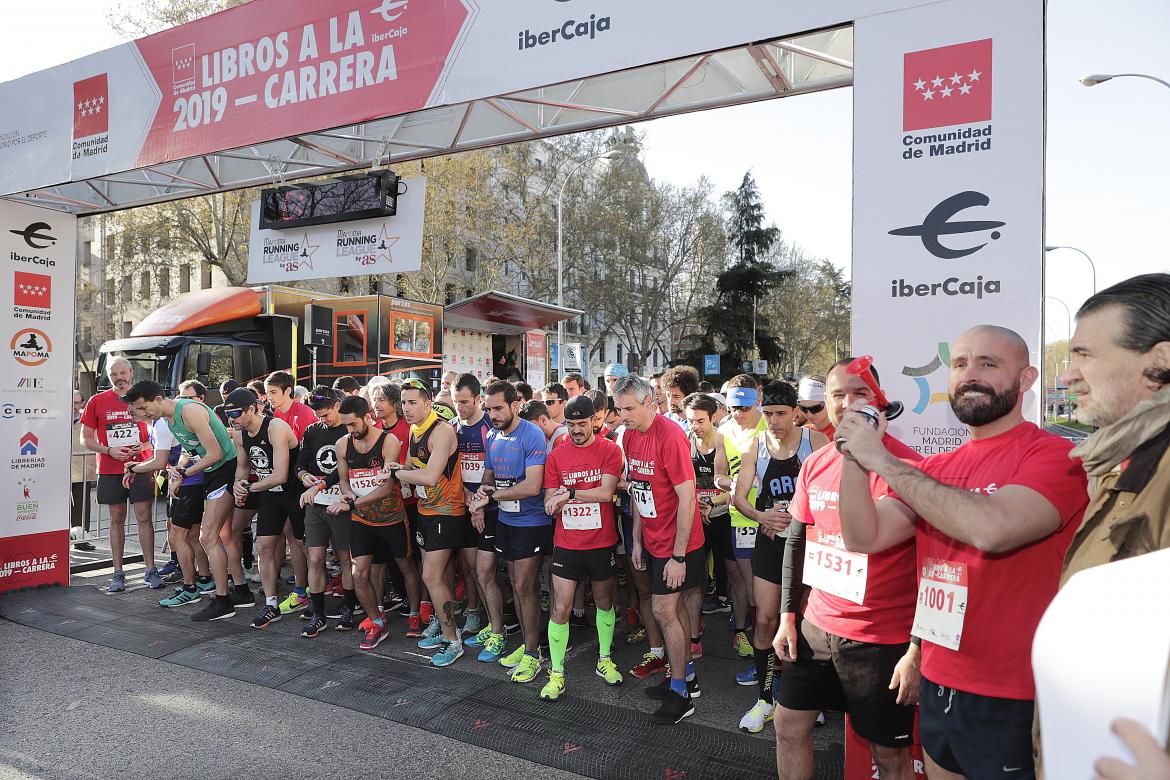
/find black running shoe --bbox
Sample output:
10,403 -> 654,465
191,596 -> 236,622
650,690 -> 695,726
645,674 -> 701,700
231,585 -> 256,608
301,615 -> 328,638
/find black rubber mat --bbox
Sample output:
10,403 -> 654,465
0,587 -> 844,778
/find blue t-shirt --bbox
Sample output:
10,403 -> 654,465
485,418 -> 549,527
454,414 -> 491,493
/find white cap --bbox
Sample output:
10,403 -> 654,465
707,392 -> 727,407
798,377 -> 826,403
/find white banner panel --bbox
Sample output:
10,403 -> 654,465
247,175 -> 425,283
0,201 -> 76,591
442,326 -> 493,380
851,0 -> 1044,455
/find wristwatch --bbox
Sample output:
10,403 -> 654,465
671,554 -> 686,564
345,496 -> 357,509
174,466 -> 187,479
567,487 -> 576,501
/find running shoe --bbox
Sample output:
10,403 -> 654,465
195,578 -> 216,594
191,596 -> 235,622
625,625 -> 647,645
645,673 -> 701,700
163,568 -> 184,585
736,664 -> 758,686
108,571 -> 126,593
595,657 -> 623,686
358,607 -> 385,631
702,596 -> 731,614
540,670 -> 566,701
159,587 -> 200,608
454,578 -> 466,602
301,615 -> 328,638
419,601 -> 434,624
251,604 -> 282,628
431,639 -> 464,667
651,690 -> 695,726
465,623 -> 493,648
690,640 -> 703,660
629,652 -> 667,679
418,631 -> 448,650
739,699 -> 775,734
570,611 -> 588,628
511,652 -> 542,684
278,592 -> 310,615
462,609 -> 483,638
420,615 -> 442,641
157,559 -> 179,577
477,632 -> 505,662
231,585 -> 256,608
733,630 -> 754,658
499,645 -> 526,670
325,573 -> 343,597
405,613 -> 423,638
502,610 -> 520,633
335,605 -> 358,632
383,586 -> 406,613
359,621 -> 389,651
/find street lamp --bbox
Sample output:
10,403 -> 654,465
556,147 -> 625,378
1045,295 -> 1073,383
1045,245 -> 1097,294
1081,72 -> 1170,90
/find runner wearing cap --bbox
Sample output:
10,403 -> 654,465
604,363 -> 630,396
707,393 -> 729,426
538,394 -> 625,700
714,375 -> 767,662
614,375 -> 705,726
773,359 -> 924,780
837,325 -> 1088,779
732,381 -> 829,733
797,376 -> 834,441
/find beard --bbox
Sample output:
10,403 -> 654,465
949,380 -> 1019,426
491,412 -> 513,430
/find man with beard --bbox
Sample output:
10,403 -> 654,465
660,365 -> 700,432
837,325 -> 1088,780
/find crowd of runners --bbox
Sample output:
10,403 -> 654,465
76,272 -> 1170,779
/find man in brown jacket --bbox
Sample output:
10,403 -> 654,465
1040,273 -> 1170,777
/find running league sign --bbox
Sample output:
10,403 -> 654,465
0,201 -> 76,592
851,0 -> 1044,456
246,176 -> 425,284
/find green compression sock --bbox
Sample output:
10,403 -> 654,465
595,607 -> 616,658
548,619 -> 569,673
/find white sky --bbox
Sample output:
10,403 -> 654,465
2,0 -> 1167,346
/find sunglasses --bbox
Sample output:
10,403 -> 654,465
224,408 -> 246,419
543,398 -> 564,405
401,378 -> 428,392
179,394 -> 200,400
798,403 -> 825,414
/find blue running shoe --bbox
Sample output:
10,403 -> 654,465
159,587 -> 200,607
143,568 -> 164,590
195,578 -> 217,594
736,664 -> 758,686
418,632 -> 447,650
432,639 -> 464,667
477,632 -> 506,662
157,559 -> 179,577
108,571 -> 126,593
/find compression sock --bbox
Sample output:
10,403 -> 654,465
344,588 -> 357,609
595,607 -> 616,658
669,677 -> 689,698
311,590 -> 326,620
755,648 -> 775,703
547,619 -> 569,673
293,586 -> 307,597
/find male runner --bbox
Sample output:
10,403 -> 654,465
122,380 -> 245,620
837,325 -> 1088,779
797,377 -> 834,441
325,395 -> 418,650
615,374 -> 705,725
539,382 -> 568,425
467,380 -> 549,684
772,360 -> 923,780
538,395 -> 625,700
295,387 -> 358,636
81,357 -> 156,592
714,375 -> 767,662
660,365 -> 700,432
265,370 -> 313,613
603,363 -> 629,396
684,393 -> 731,637
520,400 -> 568,452
454,373 -> 508,662
563,373 -> 589,398
392,378 -> 469,667
732,381 -> 828,733
332,376 -> 362,397
225,387 -> 301,629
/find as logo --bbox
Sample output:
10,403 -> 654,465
316,446 -> 338,473
172,44 -> 196,91
12,432 -> 45,471
11,328 -> 52,367
73,73 -> 109,138
888,191 -> 1004,260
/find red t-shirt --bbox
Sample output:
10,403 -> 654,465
793,434 -> 923,645
621,415 -> 704,558
274,400 -> 317,443
805,421 -> 836,440
382,415 -> 414,504
80,389 -> 150,474
896,422 -> 1088,700
543,436 -> 623,550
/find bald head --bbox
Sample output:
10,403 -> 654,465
955,325 -> 1030,369
948,324 -> 1037,431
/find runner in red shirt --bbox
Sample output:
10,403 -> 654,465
263,370 -> 311,613
837,325 -> 1089,780
79,356 -> 157,593
538,395 -> 625,701
773,359 -> 923,780
615,374 -> 704,726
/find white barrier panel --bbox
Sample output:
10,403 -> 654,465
851,0 -> 1044,455
0,201 -> 76,591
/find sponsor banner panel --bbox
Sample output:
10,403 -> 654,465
0,201 -> 76,592
442,327 -> 493,379
246,176 -> 425,283
0,529 -> 69,589
851,0 -> 1044,456
525,331 -> 546,386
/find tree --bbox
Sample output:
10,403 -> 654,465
722,171 -> 779,264
106,0 -> 247,37
759,250 -> 851,376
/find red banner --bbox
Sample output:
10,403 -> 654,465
844,714 -> 927,779
0,530 -> 70,592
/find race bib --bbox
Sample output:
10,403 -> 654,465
107,423 -> 139,446
562,501 -> 602,530
802,527 -> 868,605
255,468 -> 282,492
911,557 -> 968,651
734,526 -> 757,549
460,453 -> 485,484
313,484 -> 342,506
698,487 -> 727,516
495,479 -> 519,513
416,483 -> 429,500
630,480 -> 656,518
349,467 -> 381,498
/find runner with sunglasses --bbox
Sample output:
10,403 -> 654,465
540,382 -> 568,425
796,377 -> 834,441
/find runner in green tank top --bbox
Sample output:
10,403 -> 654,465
169,397 -> 237,472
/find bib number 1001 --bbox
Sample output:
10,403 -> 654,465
919,584 -> 957,613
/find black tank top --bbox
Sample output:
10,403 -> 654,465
243,415 -> 298,493
754,444 -> 801,512
347,429 -> 390,471
691,444 -> 717,490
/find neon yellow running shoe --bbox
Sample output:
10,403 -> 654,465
733,630 -> 755,658
279,591 -> 310,615
498,644 -> 526,669
540,670 -> 566,701
510,652 -> 542,684
595,656 -> 623,686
